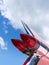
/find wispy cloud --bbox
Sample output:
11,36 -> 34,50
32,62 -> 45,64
0,37 -> 8,50
2,21 -> 8,34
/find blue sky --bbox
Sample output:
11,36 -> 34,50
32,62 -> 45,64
0,11 -> 28,65
0,0 -> 49,65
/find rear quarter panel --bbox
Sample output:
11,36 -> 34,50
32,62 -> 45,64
37,56 -> 49,65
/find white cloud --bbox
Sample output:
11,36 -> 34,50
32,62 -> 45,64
42,26 -> 49,44
4,0 -> 49,28
2,0 -> 49,44
2,21 -> 9,34
0,37 -> 7,50
43,26 -> 49,39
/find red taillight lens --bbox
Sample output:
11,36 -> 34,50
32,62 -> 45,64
11,39 -> 25,51
20,34 -> 37,48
